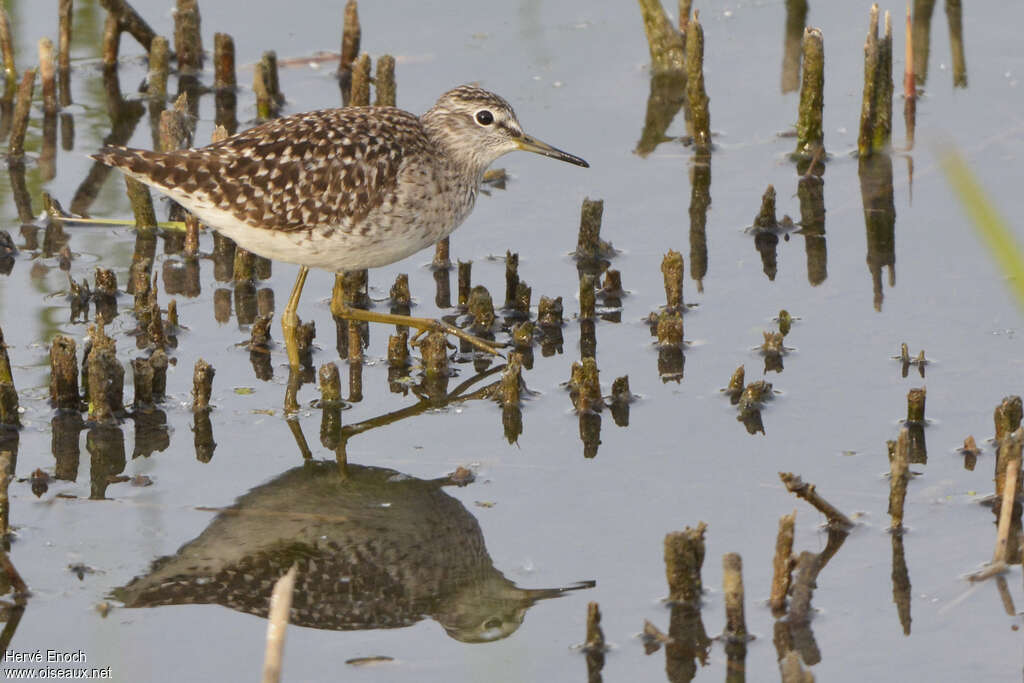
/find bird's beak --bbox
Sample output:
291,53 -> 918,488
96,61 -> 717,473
517,134 -> 589,168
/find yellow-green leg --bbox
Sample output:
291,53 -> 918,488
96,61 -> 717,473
281,265 -> 309,368
333,302 -> 505,356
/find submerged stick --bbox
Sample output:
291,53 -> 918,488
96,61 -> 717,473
99,0 -> 156,52
780,472 -> 854,528
261,564 -> 297,683
973,432 -> 1022,582
993,433 -> 1022,566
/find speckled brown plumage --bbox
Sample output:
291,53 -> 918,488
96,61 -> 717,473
95,107 -> 426,234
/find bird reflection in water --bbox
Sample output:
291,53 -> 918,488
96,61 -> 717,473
113,460 -> 593,642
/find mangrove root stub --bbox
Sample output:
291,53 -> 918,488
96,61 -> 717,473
888,427 -> 910,530
500,353 -> 523,408
191,358 -> 214,412
778,310 -> 793,337
684,12 -> 711,153
770,511 -> 796,614
584,601 -> 606,679
0,383 -> 17,428
504,251 -> 519,309
149,349 -> 167,401
994,396 -> 1023,444
722,553 -> 747,641
420,331 -> 449,377
338,0 -> 361,83
0,8 -> 16,100
389,273 -> 411,309
387,332 -> 409,368
49,335 -> 79,411
457,261 -> 472,308
39,38 -> 57,116
661,249 -> 684,311
86,346 -> 124,424
664,522 -> 707,605
858,5 -> 893,157
906,387 -> 926,423
575,197 -> 612,262
584,601 -> 606,653
793,27 -> 825,160
726,365 -> 745,403
433,237 -> 451,270
995,429 -> 1024,507
213,32 -> 236,89
538,296 -> 563,327
467,286 -> 495,335
780,472 -> 854,528
249,314 -> 272,351
753,185 -> 778,230
569,358 -> 602,414
657,312 -> 684,348
174,0 -> 203,76
318,362 -> 341,403
350,54 -> 371,107
8,68 -> 37,162
374,54 -> 396,107
147,35 -> 169,102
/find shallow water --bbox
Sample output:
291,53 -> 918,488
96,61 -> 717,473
1,0 -> 1023,681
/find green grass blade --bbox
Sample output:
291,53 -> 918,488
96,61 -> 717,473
940,148 -> 1024,311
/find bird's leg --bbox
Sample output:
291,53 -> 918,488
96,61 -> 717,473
281,265 -> 309,369
332,302 -> 505,357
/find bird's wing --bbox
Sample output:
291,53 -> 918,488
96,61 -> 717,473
93,107 -> 432,233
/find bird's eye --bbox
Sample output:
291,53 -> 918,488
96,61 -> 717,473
475,110 -> 494,126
